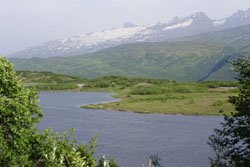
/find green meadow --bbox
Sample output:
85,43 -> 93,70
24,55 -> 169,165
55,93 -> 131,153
17,72 -> 238,115
81,76 -> 238,115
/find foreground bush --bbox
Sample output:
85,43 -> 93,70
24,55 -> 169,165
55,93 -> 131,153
0,57 -> 116,166
209,57 -> 250,167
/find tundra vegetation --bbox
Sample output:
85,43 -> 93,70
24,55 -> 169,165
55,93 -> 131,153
17,71 -> 239,115
81,76 -> 238,115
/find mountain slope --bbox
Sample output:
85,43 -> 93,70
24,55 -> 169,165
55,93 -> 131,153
11,24 -> 250,82
10,41 -> 227,81
178,23 -> 250,47
10,8 -> 250,58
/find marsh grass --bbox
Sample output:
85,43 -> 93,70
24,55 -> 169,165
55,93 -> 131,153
18,72 -> 237,115
81,76 -> 237,115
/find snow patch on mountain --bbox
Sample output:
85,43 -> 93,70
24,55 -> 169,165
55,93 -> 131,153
163,19 -> 193,31
59,26 -> 147,46
213,19 -> 226,26
10,8 -> 250,58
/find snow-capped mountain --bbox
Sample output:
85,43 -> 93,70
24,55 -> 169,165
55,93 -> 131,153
10,8 -> 250,58
213,9 -> 250,29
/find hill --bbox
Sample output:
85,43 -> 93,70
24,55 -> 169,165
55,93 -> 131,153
17,71 -> 85,83
16,71 -> 86,90
11,25 -> 250,82
179,23 -> 250,47
9,8 -> 250,58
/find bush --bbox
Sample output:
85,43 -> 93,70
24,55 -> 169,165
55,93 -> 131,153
0,57 -> 118,166
34,83 -> 78,90
202,81 -> 239,88
130,84 -> 198,95
209,57 -> 250,167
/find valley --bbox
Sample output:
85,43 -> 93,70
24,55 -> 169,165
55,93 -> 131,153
17,72 -> 238,115
2,2 -> 250,167
11,23 -> 250,82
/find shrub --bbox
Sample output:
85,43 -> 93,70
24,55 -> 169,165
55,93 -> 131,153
0,57 -> 118,166
209,57 -> 250,167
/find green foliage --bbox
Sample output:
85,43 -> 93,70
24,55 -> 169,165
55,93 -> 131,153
93,81 -> 112,88
34,83 -> 79,90
86,76 -> 170,88
129,80 -> 205,95
229,58 -> 250,116
0,57 -> 43,165
202,81 -> 239,88
0,57 -> 107,166
11,41 -> 232,82
209,57 -> 250,167
29,129 -> 96,167
16,71 -> 85,91
11,24 -> 250,81
17,71 -> 85,83
130,84 -> 202,95
82,76 -> 236,115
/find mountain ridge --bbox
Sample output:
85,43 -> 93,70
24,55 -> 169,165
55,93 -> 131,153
10,24 -> 250,82
10,8 -> 250,58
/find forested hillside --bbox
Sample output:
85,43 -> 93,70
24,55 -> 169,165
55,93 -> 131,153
11,25 -> 250,81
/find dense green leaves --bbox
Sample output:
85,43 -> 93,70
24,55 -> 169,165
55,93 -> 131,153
209,57 -> 250,167
0,57 -> 117,166
16,71 -> 85,91
0,56 -> 42,165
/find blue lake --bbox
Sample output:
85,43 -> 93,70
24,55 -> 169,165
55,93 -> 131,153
38,92 -> 223,167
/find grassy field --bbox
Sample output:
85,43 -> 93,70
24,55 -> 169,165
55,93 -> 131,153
81,76 -> 238,116
84,92 -> 236,115
17,72 -> 238,115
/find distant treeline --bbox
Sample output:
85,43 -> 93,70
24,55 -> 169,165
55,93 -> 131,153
17,71 -> 239,92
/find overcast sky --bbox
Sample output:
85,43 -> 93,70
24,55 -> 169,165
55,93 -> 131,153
1,0 -> 250,55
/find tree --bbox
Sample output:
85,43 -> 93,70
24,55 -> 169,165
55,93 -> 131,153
209,57 -> 250,167
0,56 -> 99,166
0,56 -> 43,165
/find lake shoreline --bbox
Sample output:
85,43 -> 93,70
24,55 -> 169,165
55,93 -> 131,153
39,91 -> 222,167
39,90 -> 226,116
82,104 -> 225,116
39,89 -> 234,116
24,74 -> 237,116
80,90 -> 235,116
